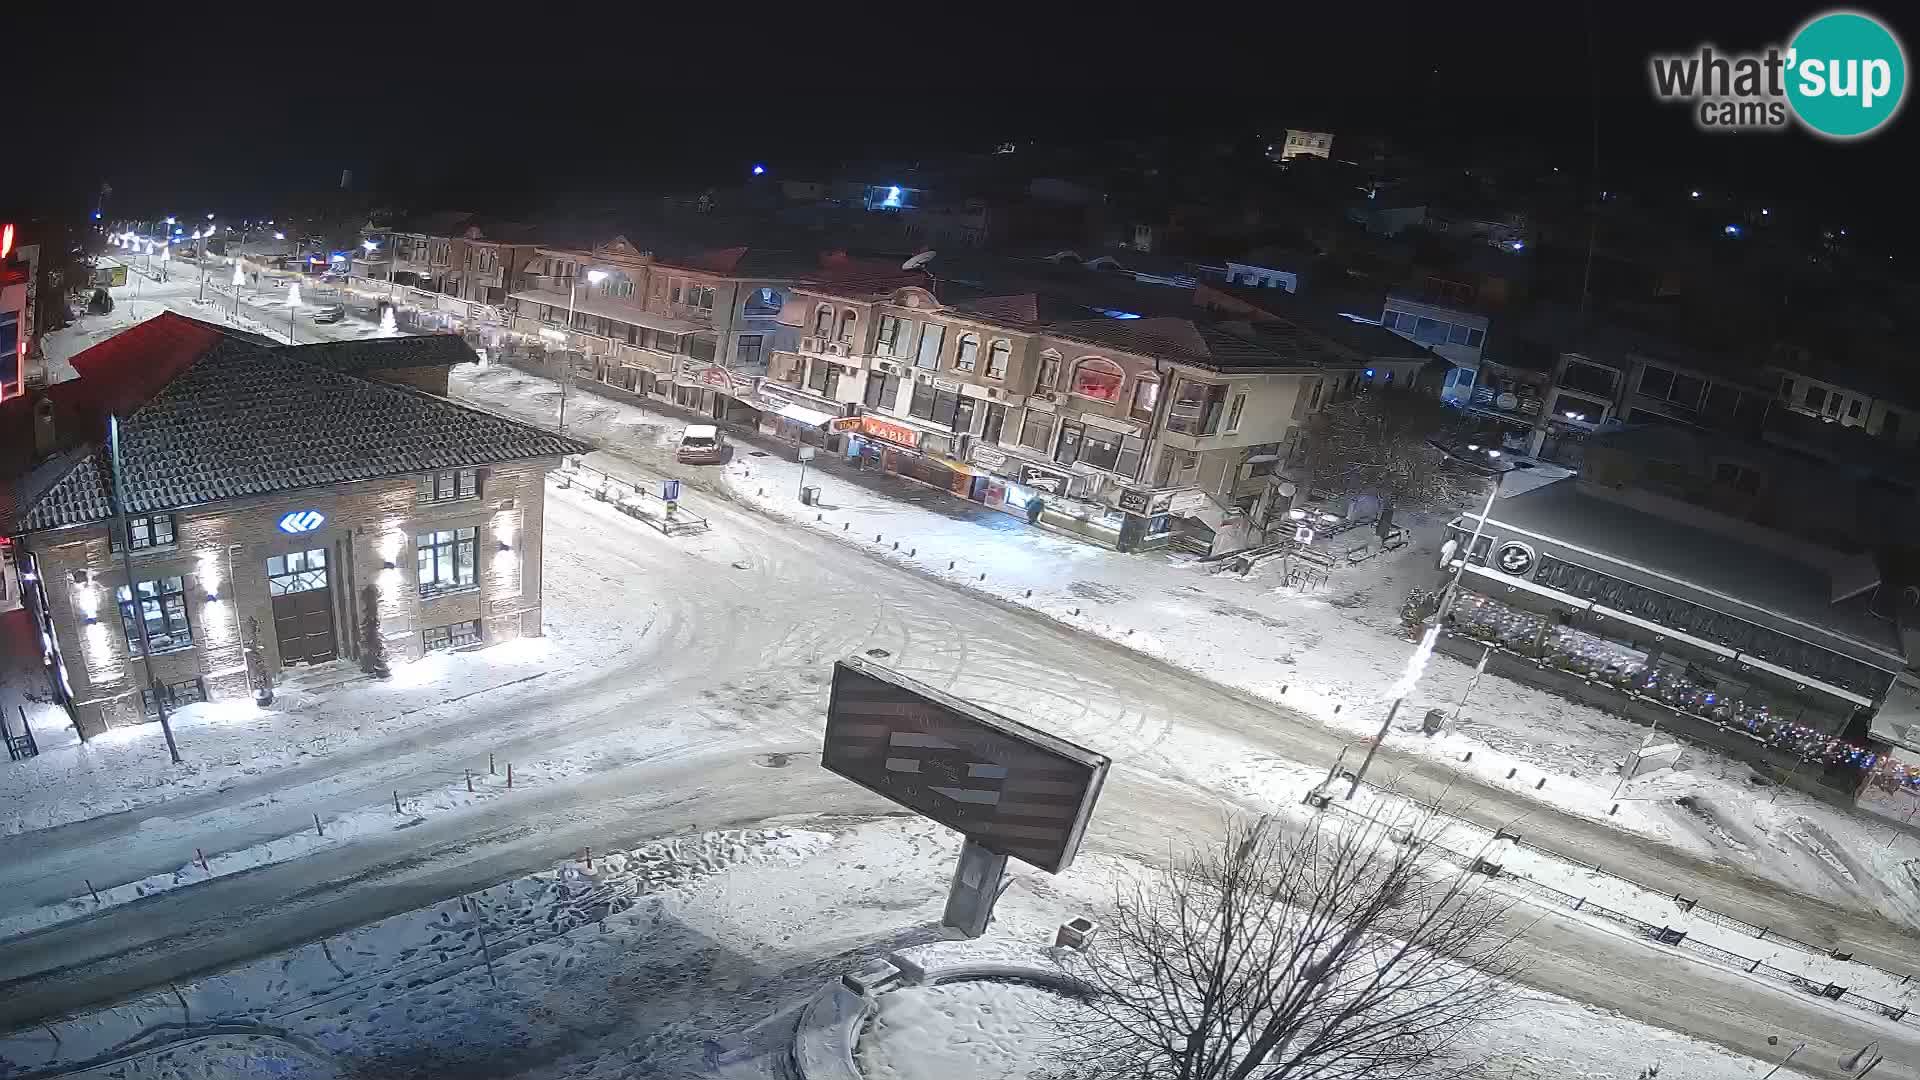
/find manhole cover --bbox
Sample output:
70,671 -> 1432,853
752,753 -> 793,768
865,647 -> 891,658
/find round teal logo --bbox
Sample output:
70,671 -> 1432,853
1786,10 -> 1907,138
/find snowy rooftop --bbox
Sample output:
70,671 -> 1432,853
1475,478 -> 1903,663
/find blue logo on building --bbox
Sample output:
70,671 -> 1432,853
277,510 -> 326,534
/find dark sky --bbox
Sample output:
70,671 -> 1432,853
15,1 -> 1911,230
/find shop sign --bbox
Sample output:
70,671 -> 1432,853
1021,464 -> 1072,493
858,415 -> 921,448
1148,490 -> 1175,515
1118,487 -> 1152,515
1495,540 -> 1536,576
277,509 -> 326,535
933,378 -> 960,392
699,366 -> 738,392
828,416 -> 865,434
971,444 -> 1008,469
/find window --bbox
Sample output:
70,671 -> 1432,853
687,285 -> 716,311
864,371 -> 903,410
983,402 -> 1007,444
1779,376 -> 1796,402
1225,393 -> 1246,432
267,548 -> 328,595
1054,420 -> 1085,466
423,620 -> 483,652
417,527 -> 477,596
118,576 -> 191,653
837,309 -> 857,342
1884,410 -> 1902,441
1848,398 -> 1864,420
737,334 -> 765,368
1562,360 -> 1620,397
1019,410 -> 1055,453
1036,352 -> 1062,392
954,333 -> 979,373
808,360 -> 841,398
985,339 -> 1010,380
909,383 -> 965,427
1466,328 -> 1485,346
141,678 -> 205,720
650,274 -> 665,299
743,287 -> 783,316
670,279 -> 683,304
1802,385 -> 1827,412
113,512 -> 177,553
876,314 -> 903,355
813,305 -> 834,336
1412,317 -> 1446,344
1714,461 -> 1762,495
1070,358 -> 1125,402
1130,376 -> 1160,422
915,323 -> 946,370
687,335 -> 717,364
417,468 -> 479,503
1309,380 -> 1324,410
1167,378 -> 1229,435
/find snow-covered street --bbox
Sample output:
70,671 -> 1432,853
4,353 -> 1919,1077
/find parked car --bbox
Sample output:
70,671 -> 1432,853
675,424 -> 728,465
312,304 -> 346,324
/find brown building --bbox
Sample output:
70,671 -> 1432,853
3,314 -> 584,737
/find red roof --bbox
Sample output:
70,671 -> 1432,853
69,312 -> 230,421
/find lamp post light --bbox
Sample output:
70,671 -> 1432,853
1345,442 -> 1511,800
552,268 -> 609,436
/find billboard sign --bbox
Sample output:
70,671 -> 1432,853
823,657 -> 1109,873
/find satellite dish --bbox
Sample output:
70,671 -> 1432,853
901,250 -> 938,271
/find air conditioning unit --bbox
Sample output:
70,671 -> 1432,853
800,336 -> 821,353
826,341 -> 848,357
1047,392 -> 1066,405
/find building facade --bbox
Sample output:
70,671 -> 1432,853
4,315 -> 583,737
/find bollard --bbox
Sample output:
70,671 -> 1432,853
490,752 -> 496,776
843,522 -> 849,531
1126,628 -> 1134,635
1073,607 -> 1080,616
979,572 -> 986,581
892,541 -> 899,550
910,548 -> 916,557
1535,777 -> 1546,790
394,790 -> 402,813
1281,684 -> 1289,694
1463,751 -> 1473,762
315,813 -> 325,836
877,534 -> 883,542
196,848 -> 209,872
949,561 -> 955,570
1025,589 -> 1031,598
585,847 -> 592,870
86,878 -> 100,904
508,763 -> 514,789
759,488 -> 764,496
466,769 -> 473,792
1334,704 -> 1342,714
1505,767 -> 1518,780
816,513 -> 822,521
1609,803 -> 1620,816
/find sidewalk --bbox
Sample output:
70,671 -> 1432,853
452,362 -> 1920,932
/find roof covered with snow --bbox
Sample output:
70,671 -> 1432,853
14,314 -> 586,533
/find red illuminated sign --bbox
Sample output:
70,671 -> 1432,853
0,224 -> 12,260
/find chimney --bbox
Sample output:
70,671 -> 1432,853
33,397 -> 56,457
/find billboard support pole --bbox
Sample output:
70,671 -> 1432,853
942,838 -> 1008,938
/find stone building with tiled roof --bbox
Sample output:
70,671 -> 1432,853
5,313 -> 587,737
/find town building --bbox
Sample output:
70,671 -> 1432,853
1,314 -> 583,737
1276,129 -> 1334,161
1436,474 -> 1906,800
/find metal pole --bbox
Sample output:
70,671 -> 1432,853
797,454 -> 808,500
1343,467 -> 1500,800
110,416 -> 181,764
1760,1042 -> 1804,1080
560,279 -> 577,435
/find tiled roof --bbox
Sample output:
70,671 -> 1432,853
17,315 -> 585,533
950,293 -> 1040,324
278,335 -> 479,372
1042,318 -> 1325,374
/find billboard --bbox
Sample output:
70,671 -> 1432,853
823,657 -> 1109,873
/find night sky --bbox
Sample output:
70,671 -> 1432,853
14,2 -> 1910,236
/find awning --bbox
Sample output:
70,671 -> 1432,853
1589,604 -> 1737,659
774,402 -> 838,428
1732,652 -> 1876,709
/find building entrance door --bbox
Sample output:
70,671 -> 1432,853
268,548 -> 337,666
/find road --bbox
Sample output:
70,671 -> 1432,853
110,255 -> 382,344
0,370 -> 1915,1071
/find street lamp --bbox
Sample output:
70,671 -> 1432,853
1345,443 -> 1512,799
553,268 -> 610,436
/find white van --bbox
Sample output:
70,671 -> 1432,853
675,424 -> 728,465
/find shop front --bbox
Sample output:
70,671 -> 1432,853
755,381 -> 845,450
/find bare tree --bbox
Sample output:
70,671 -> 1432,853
1300,390 -> 1482,536
1052,808 -> 1519,1080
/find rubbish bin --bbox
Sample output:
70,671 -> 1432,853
801,485 -> 821,506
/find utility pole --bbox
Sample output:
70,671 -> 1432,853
110,416 -> 182,765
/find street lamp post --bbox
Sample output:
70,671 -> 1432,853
1345,445 -> 1507,800
555,269 -> 608,436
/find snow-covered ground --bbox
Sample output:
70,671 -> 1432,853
448,363 -> 1920,930
1,816 -> 1826,1080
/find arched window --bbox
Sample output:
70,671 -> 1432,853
1036,349 -> 1063,392
1070,357 -> 1125,402
954,333 -> 980,372
985,339 -> 1011,380
743,287 -> 783,316
813,305 -> 834,336
1130,374 -> 1160,421
837,309 -> 857,342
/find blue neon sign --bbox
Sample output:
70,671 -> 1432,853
277,510 -> 326,534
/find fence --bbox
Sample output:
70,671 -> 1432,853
552,459 -> 709,536
1317,782 -> 1917,1028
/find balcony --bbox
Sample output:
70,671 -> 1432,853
799,336 -> 860,361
